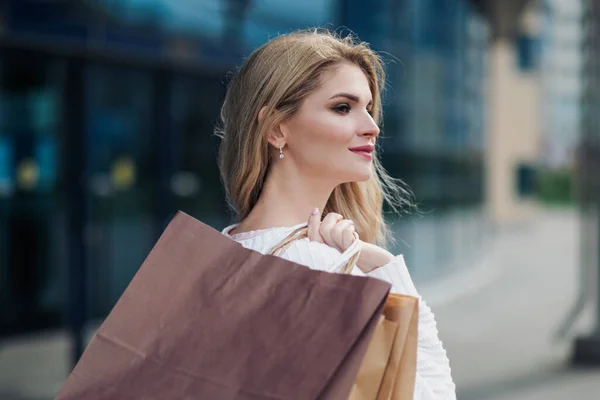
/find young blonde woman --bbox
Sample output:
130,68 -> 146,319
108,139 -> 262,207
218,29 -> 456,399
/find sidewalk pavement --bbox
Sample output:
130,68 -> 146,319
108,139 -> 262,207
0,331 -> 71,400
1,208 -> 600,400
427,208 -> 600,400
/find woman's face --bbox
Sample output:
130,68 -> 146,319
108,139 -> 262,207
278,63 -> 380,184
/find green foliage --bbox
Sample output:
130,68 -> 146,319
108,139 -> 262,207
535,168 -> 574,205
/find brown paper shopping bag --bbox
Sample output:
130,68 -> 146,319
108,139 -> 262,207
349,294 -> 419,400
271,227 -> 419,400
55,211 -> 392,400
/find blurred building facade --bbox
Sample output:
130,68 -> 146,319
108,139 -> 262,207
482,1 -> 544,224
540,0 -> 583,169
0,0 -> 490,337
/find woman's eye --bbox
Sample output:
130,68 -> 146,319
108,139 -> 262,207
333,104 -> 351,114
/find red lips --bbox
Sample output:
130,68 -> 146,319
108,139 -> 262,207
348,145 -> 375,153
349,145 -> 375,160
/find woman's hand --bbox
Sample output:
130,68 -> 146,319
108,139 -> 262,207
357,241 -> 395,273
307,209 -> 355,251
307,208 -> 394,273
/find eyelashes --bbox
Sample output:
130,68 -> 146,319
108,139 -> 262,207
332,104 -> 351,114
332,103 -> 374,116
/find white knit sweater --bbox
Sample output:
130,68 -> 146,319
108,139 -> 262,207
222,222 -> 457,400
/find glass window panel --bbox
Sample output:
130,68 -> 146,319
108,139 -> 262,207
243,0 -> 337,49
85,65 -> 156,318
170,75 -> 229,228
0,55 -> 67,335
90,0 -> 226,39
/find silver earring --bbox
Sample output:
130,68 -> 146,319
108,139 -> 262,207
279,145 -> 284,159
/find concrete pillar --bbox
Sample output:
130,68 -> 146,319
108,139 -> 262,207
485,7 -> 541,224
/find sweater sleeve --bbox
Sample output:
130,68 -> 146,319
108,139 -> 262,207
367,257 -> 457,400
258,233 -> 456,399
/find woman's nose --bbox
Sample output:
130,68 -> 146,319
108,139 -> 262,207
360,115 -> 380,138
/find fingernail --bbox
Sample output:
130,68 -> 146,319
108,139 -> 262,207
312,207 -> 319,215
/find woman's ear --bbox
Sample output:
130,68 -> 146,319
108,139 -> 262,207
257,106 -> 268,124
259,106 -> 286,148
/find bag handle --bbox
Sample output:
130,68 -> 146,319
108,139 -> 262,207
269,226 -> 361,275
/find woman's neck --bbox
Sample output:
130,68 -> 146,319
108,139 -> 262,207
234,165 -> 336,233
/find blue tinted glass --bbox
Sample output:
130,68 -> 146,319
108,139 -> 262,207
35,137 -> 57,190
251,0 -> 334,24
92,0 -> 225,38
0,137 -> 14,194
244,0 -> 337,49
517,35 -> 539,71
343,0 -> 389,47
414,0 -> 462,52
92,0 -> 336,48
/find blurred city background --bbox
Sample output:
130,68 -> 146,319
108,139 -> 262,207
0,0 -> 599,399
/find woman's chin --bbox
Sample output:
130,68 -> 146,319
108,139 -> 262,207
345,169 -> 373,183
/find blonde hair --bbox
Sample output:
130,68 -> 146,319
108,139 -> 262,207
217,28 -> 413,246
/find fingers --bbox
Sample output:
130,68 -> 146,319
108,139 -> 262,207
307,210 -> 357,252
307,207 -> 324,243
319,213 -> 343,246
341,222 -> 356,249
331,220 -> 355,251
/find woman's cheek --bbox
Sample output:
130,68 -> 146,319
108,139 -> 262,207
319,119 -> 353,143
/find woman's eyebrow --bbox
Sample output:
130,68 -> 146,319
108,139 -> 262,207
329,92 -> 373,106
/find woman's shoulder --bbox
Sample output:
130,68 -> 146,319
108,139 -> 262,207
222,223 -> 353,273
222,223 -> 313,251
278,237 -> 349,273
